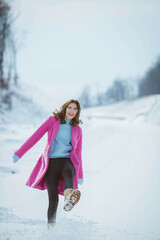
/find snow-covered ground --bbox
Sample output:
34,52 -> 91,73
0,84 -> 160,239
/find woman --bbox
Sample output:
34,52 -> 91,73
12,99 -> 84,228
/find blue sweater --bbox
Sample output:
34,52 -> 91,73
48,119 -> 73,158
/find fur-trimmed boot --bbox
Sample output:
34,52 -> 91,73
63,188 -> 81,211
47,222 -> 56,230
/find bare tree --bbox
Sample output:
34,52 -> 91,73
78,84 -> 92,108
138,57 -> 160,97
104,79 -> 126,104
0,0 -> 18,89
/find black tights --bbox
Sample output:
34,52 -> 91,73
44,157 -> 75,223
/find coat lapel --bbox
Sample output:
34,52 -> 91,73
51,118 -> 60,143
71,125 -> 76,149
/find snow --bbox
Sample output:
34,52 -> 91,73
0,83 -> 160,239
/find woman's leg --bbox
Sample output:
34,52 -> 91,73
61,159 -> 81,211
44,159 -> 61,223
61,158 -> 75,191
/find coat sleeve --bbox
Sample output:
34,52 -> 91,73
14,116 -> 52,158
76,127 -> 83,179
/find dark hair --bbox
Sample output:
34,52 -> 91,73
52,99 -> 83,126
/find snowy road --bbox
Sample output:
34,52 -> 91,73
0,95 -> 160,239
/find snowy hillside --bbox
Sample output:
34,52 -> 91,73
0,85 -> 160,240
82,94 -> 160,125
0,81 -> 49,127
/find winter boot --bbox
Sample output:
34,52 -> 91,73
64,188 -> 73,200
47,222 -> 56,230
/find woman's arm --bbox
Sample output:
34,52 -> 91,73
76,127 -> 83,180
14,116 -> 52,159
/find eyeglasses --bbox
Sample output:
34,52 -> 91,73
67,106 -> 78,113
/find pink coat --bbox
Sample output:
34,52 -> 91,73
14,116 -> 83,196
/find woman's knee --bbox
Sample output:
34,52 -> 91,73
63,167 -> 74,179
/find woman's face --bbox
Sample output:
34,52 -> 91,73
65,102 -> 78,121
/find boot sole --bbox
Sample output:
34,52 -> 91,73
63,189 -> 81,211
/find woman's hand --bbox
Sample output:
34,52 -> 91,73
13,154 -> 20,163
78,179 -> 84,185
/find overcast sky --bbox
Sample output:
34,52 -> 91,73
12,0 -> 160,100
